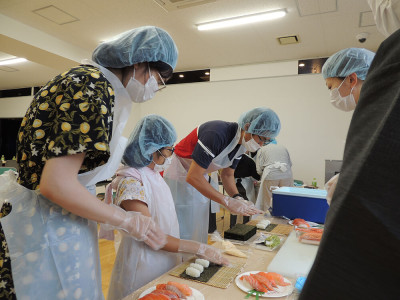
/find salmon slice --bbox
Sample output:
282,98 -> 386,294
293,218 -> 310,228
167,281 -> 192,296
251,273 -> 274,291
258,272 -> 277,287
156,284 -> 167,290
138,293 -> 170,300
240,274 -> 269,293
152,289 -> 179,299
264,272 -> 290,286
165,285 -> 186,299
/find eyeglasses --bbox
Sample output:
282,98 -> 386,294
157,147 -> 175,158
156,72 -> 166,92
253,134 -> 270,144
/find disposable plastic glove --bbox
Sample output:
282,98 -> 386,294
325,174 -> 339,206
221,195 -> 264,216
104,204 -> 167,250
178,239 -> 230,266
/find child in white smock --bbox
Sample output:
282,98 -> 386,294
105,115 -> 229,300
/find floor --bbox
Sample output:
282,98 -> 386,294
98,208 -> 234,297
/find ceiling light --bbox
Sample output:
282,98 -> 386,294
0,57 -> 27,66
196,9 -> 287,31
179,74 -> 184,78
205,72 -> 210,75
299,63 -> 305,67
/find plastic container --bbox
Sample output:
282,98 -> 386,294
271,187 -> 329,223
252,232 -> 285,251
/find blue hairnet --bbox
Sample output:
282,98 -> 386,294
238,107 -> 281,138
92,26 -> 178,69
122,115 -> 177,168
322,48 -> 375,80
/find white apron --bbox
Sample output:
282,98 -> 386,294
0,62 -> 132,300
107,167 -> 180,300
78,59 -> 132,190
239,176 -> 257,204
164,126 -> 245,243
254,162 -> 288,211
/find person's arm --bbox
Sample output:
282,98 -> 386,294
40,153 -> 167,250
122,198 -> 229,265
220,167 -> 239,197
41,153 -> 120,223
186,160 -> 263,216
121,199 -> 180,252
186,160 -> 225,203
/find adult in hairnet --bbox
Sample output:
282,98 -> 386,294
105,115 -> 229,299
0,26 -> 178,299
322,47 -> 375,112
368,0 -> 400,37
321,48 -> 374,205
164,107 -> 280,243
299,26 -> 400,300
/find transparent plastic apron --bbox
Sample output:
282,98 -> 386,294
107,167 -> 180,300
255,162 -> 288,211
164,126 -> 245,243
0,61 -> 132,300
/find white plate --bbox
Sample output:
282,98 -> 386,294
139,285 -> 204,300
288,220 -> 320,227
235,271 -> 294,298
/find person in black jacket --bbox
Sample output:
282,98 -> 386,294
299,29 -> 400,299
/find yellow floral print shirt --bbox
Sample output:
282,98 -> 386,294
16,65 -> 115,190
116,177 -> 146,206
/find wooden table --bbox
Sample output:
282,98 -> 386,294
123,217 -> 301,300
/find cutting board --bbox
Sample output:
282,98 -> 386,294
267,231 -> 318,279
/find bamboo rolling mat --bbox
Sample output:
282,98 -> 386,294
169,258 -> 246,289
246,220 -> 294,236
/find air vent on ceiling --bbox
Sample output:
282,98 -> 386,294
296,0 -> 337,17
153,0 -> 217,11
0,66 -> 18,72
277,35 -> 300,45
359,11 -> 375,27
33,5 -> 79,25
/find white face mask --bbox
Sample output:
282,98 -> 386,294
126,67 -> 159,103
242,136 -> 261,152
329,77 -> 356,112
153,156 -> 172,172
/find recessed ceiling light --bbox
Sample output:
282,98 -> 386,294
196,9 -> 287,31
0,57 -> 27,66
205,72 -> 210,75
179,74 -> 184,78
299,63 -> 305,67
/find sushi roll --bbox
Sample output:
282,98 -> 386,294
256,219 -> 270,229
185,266 -> 201,278
195,258 -> 210,268
189,263 -> 204,273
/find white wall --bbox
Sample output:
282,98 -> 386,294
1,61 -> 352,187
0,96 -> 31,117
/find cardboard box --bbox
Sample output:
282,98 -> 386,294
272,187 -> 329,223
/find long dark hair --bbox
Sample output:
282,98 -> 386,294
148,61 -> 173,81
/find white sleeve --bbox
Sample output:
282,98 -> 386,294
368,0 -> 400,37
255,149 -> 267,175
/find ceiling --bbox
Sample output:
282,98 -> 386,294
0,0 -> 385,90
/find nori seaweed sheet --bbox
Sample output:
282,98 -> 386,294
224,224 -> 257,241
180,262 -> 222,282
264,223 -> 278,232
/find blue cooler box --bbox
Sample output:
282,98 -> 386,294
271,187 -> 329,223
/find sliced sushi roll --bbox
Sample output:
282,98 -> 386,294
189,263 -> 204,273
256,219 -> 271,229
185,266 -> 201,278
195,258 -> 210,268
